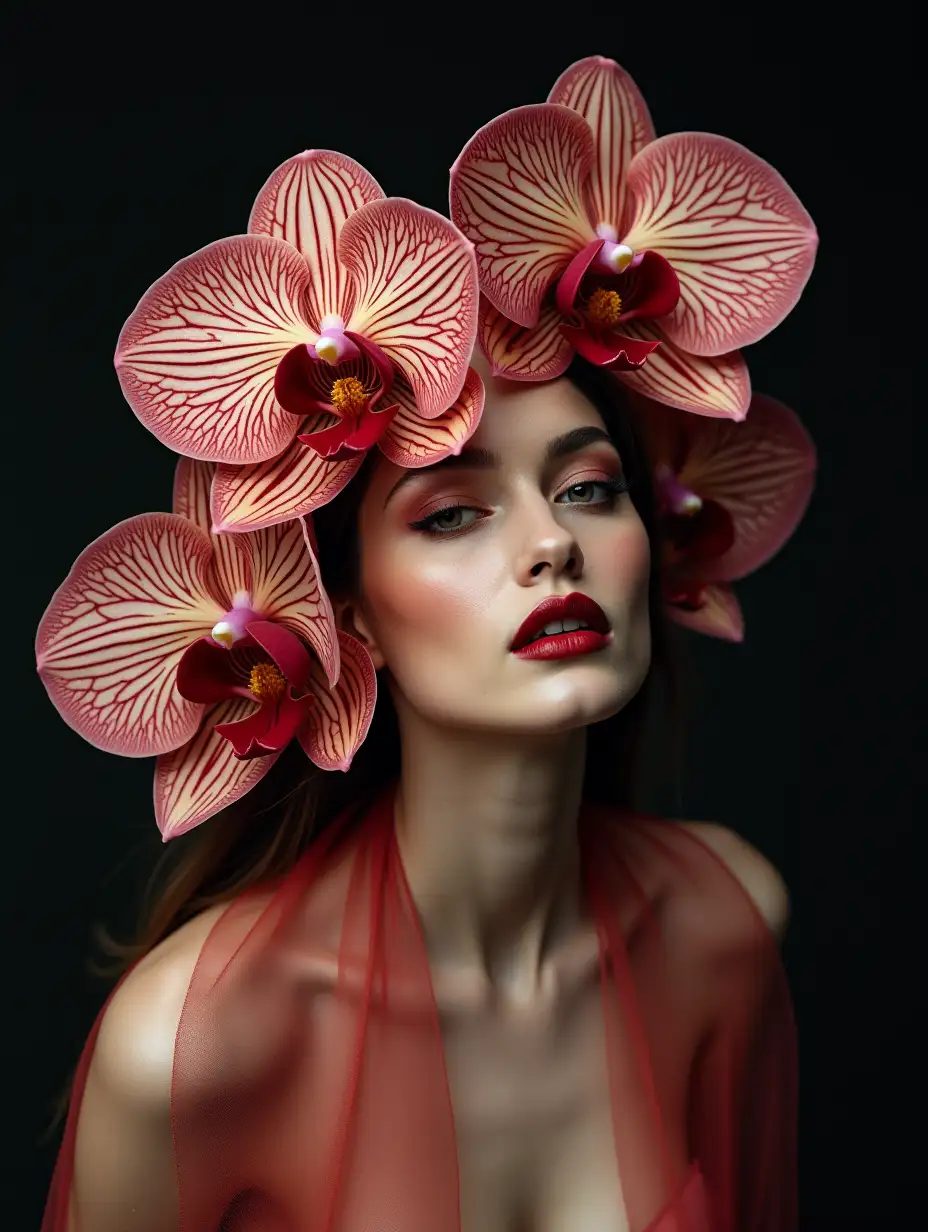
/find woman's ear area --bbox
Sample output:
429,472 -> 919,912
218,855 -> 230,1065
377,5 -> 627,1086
332,597 -> 386,671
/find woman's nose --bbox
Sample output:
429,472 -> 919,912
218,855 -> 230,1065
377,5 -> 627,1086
514,501 -> 585,584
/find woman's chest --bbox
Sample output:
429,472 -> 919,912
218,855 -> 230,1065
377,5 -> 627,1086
439,980 -> 692,1232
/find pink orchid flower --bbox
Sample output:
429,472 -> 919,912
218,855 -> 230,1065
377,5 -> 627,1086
116,150 -> 483,532
450,56 -> 818,420
36,459 -> 376,839
631,393 -> 816,640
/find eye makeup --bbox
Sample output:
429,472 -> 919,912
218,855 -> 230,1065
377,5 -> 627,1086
408,472 -> 629,538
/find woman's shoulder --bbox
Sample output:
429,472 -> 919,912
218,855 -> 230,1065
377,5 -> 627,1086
607,809 -> 789,944
91,902 -> 234,1108
673,820 -> 790,940
92,888 -> 278,1106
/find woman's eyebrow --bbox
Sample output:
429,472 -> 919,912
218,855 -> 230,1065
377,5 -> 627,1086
383,426 -> 616,509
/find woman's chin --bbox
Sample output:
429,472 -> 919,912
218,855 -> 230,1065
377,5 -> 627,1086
517,666 -> 644,733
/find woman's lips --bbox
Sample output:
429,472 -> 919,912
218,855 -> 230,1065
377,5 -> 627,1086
512,628 -> 612,661
510,592 -> 611,654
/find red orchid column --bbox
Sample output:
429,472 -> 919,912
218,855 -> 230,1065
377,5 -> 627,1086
36,459 -> 376,840
450,56 -> 817,420
115,151 -> 484,534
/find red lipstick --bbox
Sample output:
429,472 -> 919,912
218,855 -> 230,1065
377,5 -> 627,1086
510,593 -> 612,661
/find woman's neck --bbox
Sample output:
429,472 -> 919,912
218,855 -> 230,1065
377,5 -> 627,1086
392,709 -> 591,1005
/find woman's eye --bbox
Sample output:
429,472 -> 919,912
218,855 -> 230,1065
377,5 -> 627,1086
412,505 -> 482,534
556,478 -> 627,506
411,478 -> 627,536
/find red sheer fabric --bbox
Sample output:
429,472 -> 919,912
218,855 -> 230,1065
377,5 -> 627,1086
43,786 -> 796,1230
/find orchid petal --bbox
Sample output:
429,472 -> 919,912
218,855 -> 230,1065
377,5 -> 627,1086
245,519 -> 339,687
298,630 -> 377,772
613,249 -> 681,322
559,325 -> 659,369
211,419 -> 363,531
245,620 -> 315,694
248,150 -> 384,330
349,332 -> 396,396
555,239 -> 605,317
379,367 -> 485,468
676,393 -> 816,581
667,583 -> 744,642
115,236 -> 313,462
173,458 -> 253,607
478,297 -> 573,381
36,514 -> 223,756
548,56 -> 656,235
340,199 -> 478,419
175,637 -> 247,703
614,321 -> 751,419
214,692 -> 305,759
172,455 -> 215,533
299,403 -> 397,460
155,697 -> 279,840
622,133 -> 818,356
450,104 -> 598,328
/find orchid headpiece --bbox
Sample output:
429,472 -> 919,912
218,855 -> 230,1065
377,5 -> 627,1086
36,56 -> 818,839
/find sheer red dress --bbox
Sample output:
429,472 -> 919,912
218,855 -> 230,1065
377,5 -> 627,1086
42,784 -> 797,1230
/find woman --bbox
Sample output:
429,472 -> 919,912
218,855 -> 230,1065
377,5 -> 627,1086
38,57 -> 816,1232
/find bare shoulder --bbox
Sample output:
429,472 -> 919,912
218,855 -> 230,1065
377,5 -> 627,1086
91,901 -> 233,1107
67,901 -> 240,1231
675,821 -> 790,940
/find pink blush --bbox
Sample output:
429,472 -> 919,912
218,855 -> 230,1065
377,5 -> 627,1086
610,522 -> 651,585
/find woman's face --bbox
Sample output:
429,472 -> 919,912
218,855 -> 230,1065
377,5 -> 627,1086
348,367 -> 652,737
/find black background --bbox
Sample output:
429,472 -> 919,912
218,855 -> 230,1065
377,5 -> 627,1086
8,8 -> 913,1228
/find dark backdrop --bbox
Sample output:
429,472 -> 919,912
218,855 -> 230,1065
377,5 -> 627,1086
8,11 -> 913,1229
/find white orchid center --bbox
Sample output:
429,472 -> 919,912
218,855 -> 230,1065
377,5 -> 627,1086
313,315 -> 361,366
211,591 -> 260,649
601,242 -> 635,274
594,225 -> 635,275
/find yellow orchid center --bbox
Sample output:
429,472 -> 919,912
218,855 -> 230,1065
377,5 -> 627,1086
330,376 -> 369,418
586,289 -> 623,329
248,662 -> 287,701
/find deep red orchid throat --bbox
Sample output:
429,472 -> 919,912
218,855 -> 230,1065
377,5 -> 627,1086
37,52 -> 816,839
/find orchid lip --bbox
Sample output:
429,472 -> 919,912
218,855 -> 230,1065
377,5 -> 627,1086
510,592 -> 610,651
